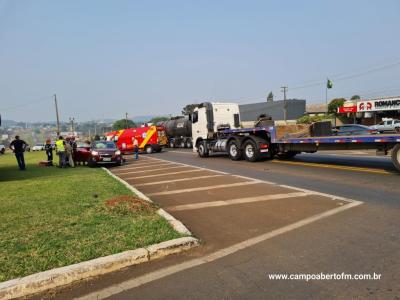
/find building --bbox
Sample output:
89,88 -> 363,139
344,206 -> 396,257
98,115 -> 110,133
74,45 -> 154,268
239,99 -> 306,122
337,96 -> 400,125
305,103 -> 327,117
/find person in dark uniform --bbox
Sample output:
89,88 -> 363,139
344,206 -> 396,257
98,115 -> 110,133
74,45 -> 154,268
10,135 -> 28,170
45,138 -> 53,165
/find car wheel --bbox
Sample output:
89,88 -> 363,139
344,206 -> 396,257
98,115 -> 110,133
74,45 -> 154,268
227,140 -> 242,161
145,145 -> 153,154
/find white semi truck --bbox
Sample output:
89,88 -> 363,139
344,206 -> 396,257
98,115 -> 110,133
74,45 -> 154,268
191,102 -> 400,171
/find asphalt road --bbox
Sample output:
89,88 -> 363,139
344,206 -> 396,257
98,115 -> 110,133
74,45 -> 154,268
34,149 -> 400,300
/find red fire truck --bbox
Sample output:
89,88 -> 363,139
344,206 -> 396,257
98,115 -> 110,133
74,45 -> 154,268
105,125 -> 168,154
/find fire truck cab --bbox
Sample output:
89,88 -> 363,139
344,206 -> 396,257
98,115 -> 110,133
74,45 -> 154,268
106,125 -> 167,154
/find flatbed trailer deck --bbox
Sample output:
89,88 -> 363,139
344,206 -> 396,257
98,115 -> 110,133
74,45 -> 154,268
218,127 -> 400,171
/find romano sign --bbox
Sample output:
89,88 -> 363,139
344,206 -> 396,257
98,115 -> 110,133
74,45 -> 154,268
358,98 -> 400,112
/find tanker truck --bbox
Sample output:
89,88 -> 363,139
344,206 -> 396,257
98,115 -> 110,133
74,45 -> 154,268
162,116 -> 193,148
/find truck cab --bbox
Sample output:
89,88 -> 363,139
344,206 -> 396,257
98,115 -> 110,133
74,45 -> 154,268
370,118 -> 400,133
192,102 -> 241,149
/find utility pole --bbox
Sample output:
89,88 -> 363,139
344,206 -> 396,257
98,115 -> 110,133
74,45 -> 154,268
125,112 -> 128,129
69,117 -> 75,136
281,86 -> 288,122
54,94 -> 60,135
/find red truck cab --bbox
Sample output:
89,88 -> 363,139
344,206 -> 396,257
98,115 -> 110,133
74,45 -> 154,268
106,126 -> 167,154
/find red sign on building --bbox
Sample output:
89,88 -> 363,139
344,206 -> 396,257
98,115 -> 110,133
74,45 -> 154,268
338,106 -> 357,113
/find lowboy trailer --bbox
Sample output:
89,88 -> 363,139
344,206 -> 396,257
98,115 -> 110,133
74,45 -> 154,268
191,102 -> 400,172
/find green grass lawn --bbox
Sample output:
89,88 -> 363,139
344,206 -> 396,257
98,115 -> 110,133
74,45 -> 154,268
0,151 -> 182,282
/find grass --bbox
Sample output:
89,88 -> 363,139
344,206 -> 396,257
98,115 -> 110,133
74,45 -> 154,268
0,151 -> 182,282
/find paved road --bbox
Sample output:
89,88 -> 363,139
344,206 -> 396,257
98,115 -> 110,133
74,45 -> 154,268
35,150 -> 400,300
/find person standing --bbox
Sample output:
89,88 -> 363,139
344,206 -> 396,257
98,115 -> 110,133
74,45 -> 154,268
44,138 -> 53,166
132,136 -> 139,160
70,136 -> 77,166
9,135 -> 28,170
55,136 -> 66,168
65,137 -> 75,168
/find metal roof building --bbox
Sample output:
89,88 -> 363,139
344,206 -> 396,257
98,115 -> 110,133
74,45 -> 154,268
239,99 -> 306,121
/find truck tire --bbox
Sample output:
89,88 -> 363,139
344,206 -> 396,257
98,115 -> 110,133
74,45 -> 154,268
186,140 -> 193,148
391,144 -> 400,172
180,140 -> 186,148
395,127 -> 400,133
243,140 -> 260,162
145,145 -> 153,154
227,140 -> 243,161
197,141 -> 209,158
169,140 -> 175,148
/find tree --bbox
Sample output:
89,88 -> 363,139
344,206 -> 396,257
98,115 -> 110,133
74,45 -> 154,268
350,95 -> 361,100
328,98 -> 346,115
182,104 -> 199,116
149,116 -> 169,124
267,92 -> 274,102
113,119 -> 137,130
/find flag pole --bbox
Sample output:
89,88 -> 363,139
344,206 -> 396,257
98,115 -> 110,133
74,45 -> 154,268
325,78 -> 328,105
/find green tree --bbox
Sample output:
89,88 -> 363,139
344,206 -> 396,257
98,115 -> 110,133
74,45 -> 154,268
149,116 -> 169,124
113,119 -> 137,130
350,95 -> 361,100
328,98 -> 346,115
267,92 -> 274,102
182,104 -> 199,115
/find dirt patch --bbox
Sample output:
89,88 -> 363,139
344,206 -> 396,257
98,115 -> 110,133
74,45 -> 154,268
105,195 -> 157,215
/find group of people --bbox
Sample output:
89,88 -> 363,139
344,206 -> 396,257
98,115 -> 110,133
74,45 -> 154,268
54,136 -> 78,168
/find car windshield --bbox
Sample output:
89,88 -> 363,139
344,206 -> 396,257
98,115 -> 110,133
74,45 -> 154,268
77,142 -> 90,148
93,141 -> 116,149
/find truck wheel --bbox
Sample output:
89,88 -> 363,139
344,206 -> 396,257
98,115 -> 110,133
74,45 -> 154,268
180,141 -> 186,148
227,140 -> 242,161
186,140 -> 193,148
197,141 -> 209,158
391,144 -> 400,172
395,127 -> 400,133
169,141 -> 174,148
145,145 -> 153,154
243,140 -> 260,162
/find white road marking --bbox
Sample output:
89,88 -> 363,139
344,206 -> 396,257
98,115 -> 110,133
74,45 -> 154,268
116,166 -> 190,176
167,192 -> 313,211
76,200 -> 363,300
134,175 -> 224,187
123,169 -> 205,180
115,162 -> 175,171
146,181 -> 260,196
143,156 -> 354,203
116,161 -> 166,169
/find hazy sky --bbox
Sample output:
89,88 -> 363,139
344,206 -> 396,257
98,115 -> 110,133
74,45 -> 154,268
1,0 -> 400,122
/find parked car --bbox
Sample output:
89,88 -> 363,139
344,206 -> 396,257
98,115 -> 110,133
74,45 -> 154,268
0,144 -> 5,154
370,118 -> 400,133
32,143 -> 45,151
332,124 -> 377,136
88,141 -> 123,167
74,141 -> 91,164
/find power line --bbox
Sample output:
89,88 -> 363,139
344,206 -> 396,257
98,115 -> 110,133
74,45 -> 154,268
2,95 -> 53,112
288,59 -> 400,91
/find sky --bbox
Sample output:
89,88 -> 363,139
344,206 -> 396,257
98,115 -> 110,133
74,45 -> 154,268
1,0 -> 400,122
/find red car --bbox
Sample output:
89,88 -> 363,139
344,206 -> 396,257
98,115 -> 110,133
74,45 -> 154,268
87,141 -> 123,167
74,142 -> 91,164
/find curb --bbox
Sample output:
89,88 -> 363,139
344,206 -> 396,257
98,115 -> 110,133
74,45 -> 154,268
0,167 -> 198,300
102,167 -> 194,235
0,237 -> 198,300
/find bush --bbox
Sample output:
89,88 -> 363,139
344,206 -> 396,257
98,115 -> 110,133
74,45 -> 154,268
297,115 -> 332,124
